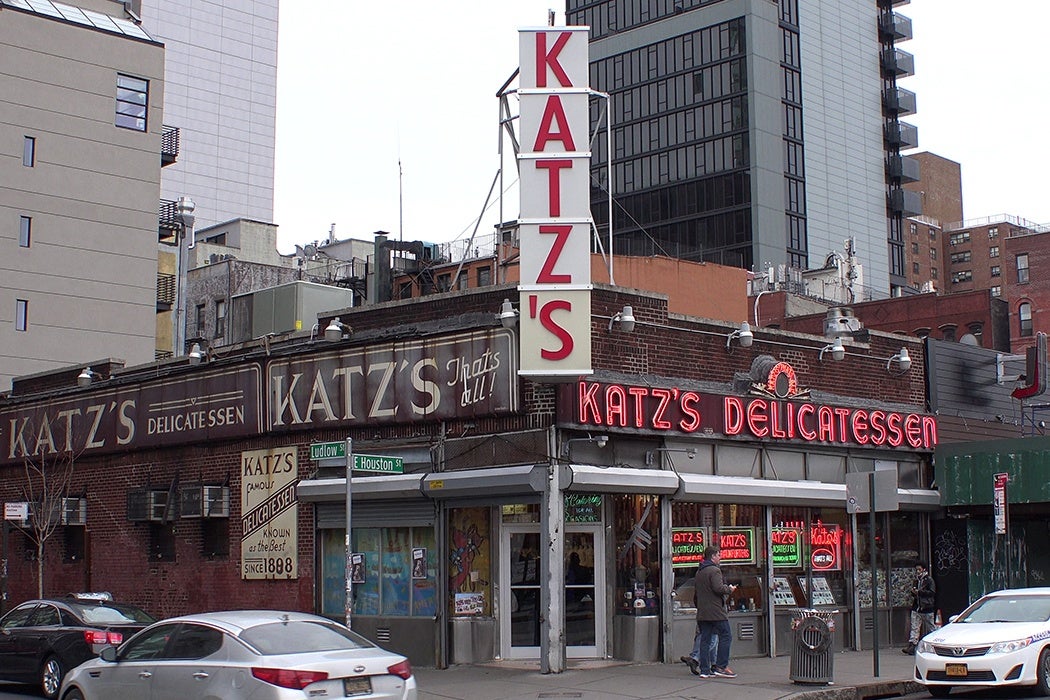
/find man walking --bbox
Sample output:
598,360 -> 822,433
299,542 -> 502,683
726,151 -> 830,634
681,545 -> 737,678
903,562 -> 938,654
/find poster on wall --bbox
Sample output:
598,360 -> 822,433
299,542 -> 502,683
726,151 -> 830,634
448,507 -> 491,616
412,548 -> 427,580
241,446 -> 298,580
351,553 -> 365,584
773,576 -> 798,606
454,592 -> 485,616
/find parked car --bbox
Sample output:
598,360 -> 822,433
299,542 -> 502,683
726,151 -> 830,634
59,609 -> 417,700
0,593 -> 155,699
915,587 -> 1050,697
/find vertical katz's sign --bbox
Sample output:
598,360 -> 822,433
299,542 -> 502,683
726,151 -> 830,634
241,446 -> 298,580
518,27 -> 593,379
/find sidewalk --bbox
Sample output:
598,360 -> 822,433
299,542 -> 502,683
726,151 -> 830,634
415,649 -> 925,700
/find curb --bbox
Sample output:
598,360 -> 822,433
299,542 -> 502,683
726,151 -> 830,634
785,680 -> 924,700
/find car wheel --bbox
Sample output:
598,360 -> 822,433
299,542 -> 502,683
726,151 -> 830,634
63,689 -> 85,700
1037,647 -> 1050,696
927,686 -> 951,698
40,655 -> 64,699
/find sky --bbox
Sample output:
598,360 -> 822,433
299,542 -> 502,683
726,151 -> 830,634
272,1 -> 1050,256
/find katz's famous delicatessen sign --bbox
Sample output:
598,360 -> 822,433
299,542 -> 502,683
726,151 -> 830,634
557,362 -> 937,451
0,329 -> 519,465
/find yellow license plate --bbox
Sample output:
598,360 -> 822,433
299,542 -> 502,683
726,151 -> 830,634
343,677 -> 372,696
945,663 -> 968,677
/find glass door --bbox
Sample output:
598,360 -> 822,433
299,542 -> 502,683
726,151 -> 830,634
500,524 -> 605,659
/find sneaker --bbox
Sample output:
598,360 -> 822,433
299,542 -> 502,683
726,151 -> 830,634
680,655 -> 700,675
713,667 -> 738,678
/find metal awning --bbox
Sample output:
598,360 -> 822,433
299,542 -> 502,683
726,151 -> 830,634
897,488 -> 941,510
677,473 -> 847,506
421,465 -> 545,499
297,473 -> 424,502
560,464 -> 681,494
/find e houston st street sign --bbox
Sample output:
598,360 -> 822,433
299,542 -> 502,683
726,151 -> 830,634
309,442 -> 403,474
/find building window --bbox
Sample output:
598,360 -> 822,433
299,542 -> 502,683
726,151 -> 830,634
991,265 -> 1001,277
988,227 -> 999,238
115,74 -> 149,131
989,246 -> 999,258
398,282 -> 412,299
931,267 -> 938,279
949,231 -> 970,246
950,251 -> 971,264
1017,254 -> 1030,283
939,325 -> 956,342
909,222 -> 917,235
23,136 -> 35,166
912,262 -> 920,274
214,300 -> 226,338
929,229 -> 937,240
477,267 -> 492,287
437,273 -> 452,292
19,216 -> 31,247
15,299 -> 28,331
149,524 -> 176,561
951,270 -> 972,284
195,304 -> 206,336
968,323 -> 984,346
456,271 -> 468,291
911,242 -> 919,254
930,248 -> 937,260
991,286 -> 1001,297
1019,302 -> 1033,337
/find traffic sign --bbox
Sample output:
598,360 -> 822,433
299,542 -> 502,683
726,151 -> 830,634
310,441 -> 346,460
354,455 -> 403,474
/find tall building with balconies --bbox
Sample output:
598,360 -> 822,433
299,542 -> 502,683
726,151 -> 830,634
568,0 -> 920,296
0,0 -> 167,391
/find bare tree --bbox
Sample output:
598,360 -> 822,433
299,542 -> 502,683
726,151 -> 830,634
19,448 -> 75,598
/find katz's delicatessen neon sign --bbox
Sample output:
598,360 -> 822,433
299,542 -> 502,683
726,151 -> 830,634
559,361 -> 937,450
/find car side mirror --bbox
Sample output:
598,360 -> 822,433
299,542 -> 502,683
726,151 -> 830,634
100,646 -> 118,663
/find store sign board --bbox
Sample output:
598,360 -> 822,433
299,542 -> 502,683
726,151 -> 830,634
517,27 -> 593,380
565,493 -> 602,523
809,523 -> 842,571
718,527 -> 756,565
241,446 -> 298,580
560,380 -> 938,451
993,472 -> 1009,535
771,527 -> 802,567
671,527 -> 709,568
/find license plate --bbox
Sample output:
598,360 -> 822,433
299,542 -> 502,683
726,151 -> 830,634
343,677 -> 372,696
945,663 -> 968,677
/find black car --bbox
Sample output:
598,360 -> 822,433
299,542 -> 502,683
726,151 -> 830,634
0,594 -> 154,699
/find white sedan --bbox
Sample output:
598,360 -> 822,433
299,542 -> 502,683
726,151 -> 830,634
915,587 -> 1050,698
59,609 -> 417,700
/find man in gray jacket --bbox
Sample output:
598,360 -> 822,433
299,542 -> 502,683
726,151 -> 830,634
682,545 -> 737,678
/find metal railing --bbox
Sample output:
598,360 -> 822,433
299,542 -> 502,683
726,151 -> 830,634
944,213 -> 1049,233
161,125 -> 180,165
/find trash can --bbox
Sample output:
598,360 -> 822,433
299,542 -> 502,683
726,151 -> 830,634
789,608 -> 836,684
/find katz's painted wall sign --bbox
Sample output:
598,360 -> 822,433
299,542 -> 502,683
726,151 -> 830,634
559,377 -> 938,450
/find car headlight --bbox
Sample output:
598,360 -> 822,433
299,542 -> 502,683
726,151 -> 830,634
990,637 -> 1032,654
917,640 -> 934,654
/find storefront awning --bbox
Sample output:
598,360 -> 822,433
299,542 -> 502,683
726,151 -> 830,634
897,488 -> 941,510
421,464 -> 545,499
297,473 -> 425,502
561,464 -> 681,494
677,473 -> 847,506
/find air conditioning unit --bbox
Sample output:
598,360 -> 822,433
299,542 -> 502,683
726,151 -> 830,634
148,491 -> 170,522
61,497 -> 87,526
202,486 -> 230,518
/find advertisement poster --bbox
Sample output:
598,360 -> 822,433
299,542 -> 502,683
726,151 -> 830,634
241,446 -> 297,580
412,548 -> 427,580
351,553 -> 365,584
454,592 -> 485,616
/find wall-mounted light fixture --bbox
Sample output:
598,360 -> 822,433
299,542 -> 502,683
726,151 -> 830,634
886,347 -> 911,373
324,317 -> 352,342
498,298 -> 518,328
188,343 -> 206,365
561,433 -> 609,457
645,447 -> 696,466
608,305 -> 635,332
819,337 -> 845,362
77,367 -> 98,388
725,321 -> 753,350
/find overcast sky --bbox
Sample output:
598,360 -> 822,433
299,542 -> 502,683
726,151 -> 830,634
272,1 -> 1050,255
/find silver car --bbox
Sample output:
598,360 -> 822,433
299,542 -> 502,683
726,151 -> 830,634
58,609 -> 417,700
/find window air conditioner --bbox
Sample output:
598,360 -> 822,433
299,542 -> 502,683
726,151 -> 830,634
61,497 -> 87,526
148,491 -> 170,522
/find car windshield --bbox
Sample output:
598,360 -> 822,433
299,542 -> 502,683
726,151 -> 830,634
959,595 -> 1050,623
72,602 -> 155,625
241,620 -> 375,655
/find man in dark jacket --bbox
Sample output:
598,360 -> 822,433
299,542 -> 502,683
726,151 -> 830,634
903,562 -> 938,654
681,545 -> 737,677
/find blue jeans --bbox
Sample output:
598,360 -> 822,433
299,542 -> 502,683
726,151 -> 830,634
692,619 -> 731,673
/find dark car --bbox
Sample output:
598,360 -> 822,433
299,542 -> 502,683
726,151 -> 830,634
0,594 -> 154,699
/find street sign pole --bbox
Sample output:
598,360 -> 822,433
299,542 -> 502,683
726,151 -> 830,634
1,517 -> 8,615
344,437 -> 353,629
870,470 -> 879,678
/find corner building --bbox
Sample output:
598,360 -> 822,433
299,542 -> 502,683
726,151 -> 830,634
569,0 -> 918,295
0,283 -> 938,669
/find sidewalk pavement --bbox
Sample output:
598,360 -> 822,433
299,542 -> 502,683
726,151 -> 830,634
415,649 -> 925,700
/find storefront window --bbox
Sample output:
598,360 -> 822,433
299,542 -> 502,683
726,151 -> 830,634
448,506 -> 493,617
614,495 -> 661,615
771,507 -> 851,608
318,526 -> 436,619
